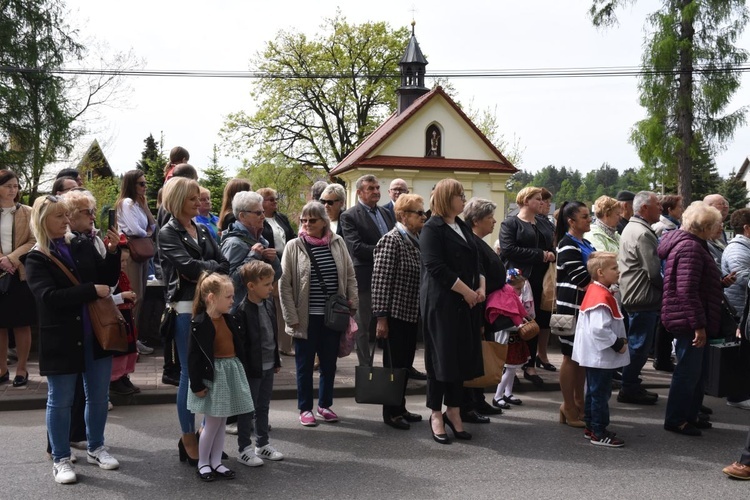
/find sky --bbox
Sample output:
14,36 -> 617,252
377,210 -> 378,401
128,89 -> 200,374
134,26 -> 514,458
61,0 -> 750,181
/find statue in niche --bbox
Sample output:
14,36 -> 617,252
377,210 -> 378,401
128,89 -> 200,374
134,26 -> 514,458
427,129 -> 441,156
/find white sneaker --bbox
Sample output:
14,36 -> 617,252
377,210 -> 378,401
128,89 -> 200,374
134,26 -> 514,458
237,446 -> 264,467
136,340 -> 154,355
727,399 -> 750,410
255,444 -> 284,461
87,446 -> 120,470
53,458 -> 77,484
225,422 -> 238,435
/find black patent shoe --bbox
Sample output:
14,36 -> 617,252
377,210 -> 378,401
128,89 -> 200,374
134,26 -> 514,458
535,357 -> 557,372
523,369 -> 545,387
401,411 -> 423,423
429,414 -> 451,444
475,400 -> 503,415
213,465 -> 235,479
384,416 -> 410,430
460,410 -> 490,424
12,371 -> 27,387
197,465 -> 215,482
443,412 -> 472,440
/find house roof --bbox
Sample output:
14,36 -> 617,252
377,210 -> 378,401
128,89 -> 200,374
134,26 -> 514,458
356,155 -> 514,172
737,156 -> 750,181
400,30 -> 427,65
329,86 -> 517,177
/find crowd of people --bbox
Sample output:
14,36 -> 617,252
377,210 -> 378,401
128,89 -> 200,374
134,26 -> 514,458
4,154 -> 750,484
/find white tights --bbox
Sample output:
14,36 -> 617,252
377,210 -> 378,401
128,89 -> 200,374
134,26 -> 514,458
495,363 -> 523,400
199,416 -> 227,470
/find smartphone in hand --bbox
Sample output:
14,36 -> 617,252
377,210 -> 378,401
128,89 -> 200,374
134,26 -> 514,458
108,209 -> 116,230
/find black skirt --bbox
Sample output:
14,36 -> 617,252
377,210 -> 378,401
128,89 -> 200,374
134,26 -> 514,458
0,273 -> 37,327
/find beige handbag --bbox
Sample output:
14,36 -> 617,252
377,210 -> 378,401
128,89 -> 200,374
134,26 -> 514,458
540,262 -> 556,312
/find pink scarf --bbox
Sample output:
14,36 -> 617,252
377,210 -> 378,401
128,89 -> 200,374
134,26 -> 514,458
299,229 -> 332,247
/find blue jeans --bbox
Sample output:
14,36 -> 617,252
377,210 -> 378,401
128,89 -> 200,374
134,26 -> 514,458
622,310 -> 659,394
295,315 -> 339,412
238,367 -> 275,450
47,334 -> 112,462
174,312 -> 195,433
584,367 -> 614,436
665,335 -> 706,427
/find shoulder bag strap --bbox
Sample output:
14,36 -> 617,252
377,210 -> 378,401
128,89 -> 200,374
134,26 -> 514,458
47,252 -> 81,285
301,239 -> 330,298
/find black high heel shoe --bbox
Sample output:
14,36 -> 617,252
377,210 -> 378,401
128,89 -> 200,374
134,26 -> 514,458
523,368 -> 545,387
429,414 -> 451,444
178,439 -> 199,466
442,412 -> 472,440
535,357 -> 557,372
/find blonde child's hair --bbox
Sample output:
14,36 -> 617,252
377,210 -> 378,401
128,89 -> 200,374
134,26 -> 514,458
586,251 -> 617,277
239,260 -> 275,287
192,272 -> 233,316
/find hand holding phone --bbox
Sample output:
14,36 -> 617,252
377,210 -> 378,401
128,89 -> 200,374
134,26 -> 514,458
108,209 -> 116,231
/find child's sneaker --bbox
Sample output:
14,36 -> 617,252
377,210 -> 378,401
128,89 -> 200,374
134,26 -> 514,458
53,458 -> 77,484
255,444 -> 284,461
299,410 -> 318,427
237,446 -> 264,467
225,422 -> 238,435
87,446 -> 119,469
316,407 -> 339,423
590,430 -> 625,448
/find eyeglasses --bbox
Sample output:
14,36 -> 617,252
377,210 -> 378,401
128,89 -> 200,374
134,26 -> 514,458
390,188 -> 409,194
456,193 -> 466,202
300,218 -> 319,224
77,208 -> 96,216
241,210 -> 264,217
403,210 -> 427,218
264,198 -> 278,202
319,199 -> 338,206
137,181 -> 147,187
39,195 -> 59,216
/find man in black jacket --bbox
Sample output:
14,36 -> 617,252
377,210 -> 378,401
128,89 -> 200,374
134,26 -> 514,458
340,174 -> 395,366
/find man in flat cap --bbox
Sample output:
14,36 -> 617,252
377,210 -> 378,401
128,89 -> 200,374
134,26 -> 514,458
616,190 -> 635,235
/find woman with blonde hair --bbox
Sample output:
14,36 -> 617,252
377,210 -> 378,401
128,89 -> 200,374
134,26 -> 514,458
421,179 -> 484,444
157,177 -> 229,464
658,201 -> 722,436
500,186 -> 557,382
585,196 -> 621,253
25,195 -> 122,484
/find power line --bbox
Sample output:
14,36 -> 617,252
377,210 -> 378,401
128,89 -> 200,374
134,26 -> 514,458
1,64 -> 749,80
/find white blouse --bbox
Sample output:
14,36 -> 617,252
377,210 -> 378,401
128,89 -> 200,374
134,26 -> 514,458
0,209 -> 13,255
117,198 -> 155,237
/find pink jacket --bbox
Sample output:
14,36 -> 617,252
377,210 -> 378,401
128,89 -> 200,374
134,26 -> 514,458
485,284 -> 528,327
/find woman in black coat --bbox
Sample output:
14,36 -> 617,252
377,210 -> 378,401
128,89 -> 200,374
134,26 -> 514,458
421,179 -> 484,445
25,195 -> 122,484
500,187 -> 556,385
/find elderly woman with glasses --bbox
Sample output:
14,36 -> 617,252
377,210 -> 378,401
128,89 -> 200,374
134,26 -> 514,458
371,194 -> 427,430
319,184 -> 346,236
221,191 -> 281,309
25,194 -> 122,484
279,201 -> 358,427
157,177 -> 229,465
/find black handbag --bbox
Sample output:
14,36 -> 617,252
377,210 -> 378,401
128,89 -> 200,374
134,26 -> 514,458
705,340 -> 742,397
159,305 -> 177,339
716,294 -> 740,340
302,239 -> 349,332
355,339 -> 407,406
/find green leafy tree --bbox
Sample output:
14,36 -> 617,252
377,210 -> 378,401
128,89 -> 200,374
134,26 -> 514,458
200,145 -> 228,211
240,156 -> 312,221
0,0 -> 137,202
87,175 -> 120,230
722,169 -> 749,214
556,179 -> 576,205
221,12 -> 409,172
590,0 -> 749,204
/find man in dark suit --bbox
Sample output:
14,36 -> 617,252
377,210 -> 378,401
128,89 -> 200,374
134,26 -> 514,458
383,178 -> 409,220
340,174 -> 395,366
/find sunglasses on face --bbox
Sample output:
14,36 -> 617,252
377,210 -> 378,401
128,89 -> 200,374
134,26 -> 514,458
300,218 -> 319,224
403,210 -> 427,218
319,199 -> 338,206
137,182 -> 147,187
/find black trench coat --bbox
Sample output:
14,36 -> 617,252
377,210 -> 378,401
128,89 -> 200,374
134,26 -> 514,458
420,216 -> 483,382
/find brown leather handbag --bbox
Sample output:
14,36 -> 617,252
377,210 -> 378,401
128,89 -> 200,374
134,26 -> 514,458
48,254 -> 129,352
518,317 -> 540,341
126,235 -> 155,263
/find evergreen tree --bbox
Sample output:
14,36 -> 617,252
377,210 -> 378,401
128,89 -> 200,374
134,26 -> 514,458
200,145 -> 228,211
722,169 -> 749,214
590,0 -> 749,204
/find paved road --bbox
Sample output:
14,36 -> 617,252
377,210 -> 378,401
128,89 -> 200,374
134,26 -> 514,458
4,392 -> 750,499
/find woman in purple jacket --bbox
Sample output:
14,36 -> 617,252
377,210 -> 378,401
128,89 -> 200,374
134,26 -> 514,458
657,201 -> 723,437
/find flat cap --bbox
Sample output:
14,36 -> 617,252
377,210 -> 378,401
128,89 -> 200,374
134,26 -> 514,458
616,190 -> 635,202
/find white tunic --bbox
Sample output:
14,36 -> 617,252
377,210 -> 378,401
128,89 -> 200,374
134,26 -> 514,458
571,304 -> 630,369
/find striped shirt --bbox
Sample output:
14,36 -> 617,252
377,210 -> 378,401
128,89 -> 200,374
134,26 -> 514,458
308,244 -> 339,315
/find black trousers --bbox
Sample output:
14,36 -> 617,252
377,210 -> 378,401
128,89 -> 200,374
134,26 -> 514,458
654,321 -> 674,366
426,379 -> 463,411
382,317 -> 418,420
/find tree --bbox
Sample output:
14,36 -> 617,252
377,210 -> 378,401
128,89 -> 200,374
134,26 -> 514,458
200,145 -> 229,210
590,0 -> 749,204
0,0 -> 138,201
221,12 -> 409,172
722,169 -> 749,214
240,157 -> 312,220
137,133 -> 163,205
